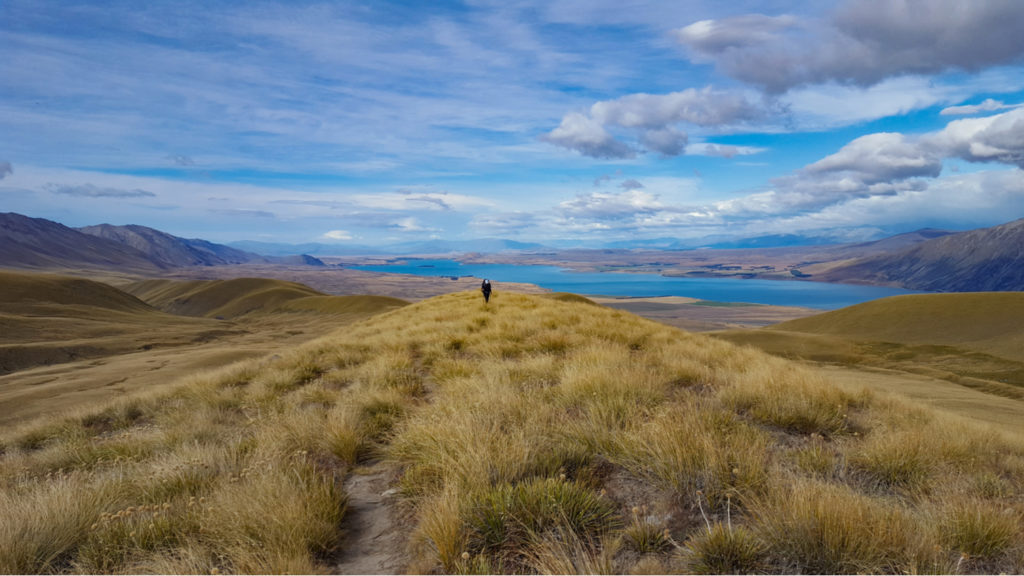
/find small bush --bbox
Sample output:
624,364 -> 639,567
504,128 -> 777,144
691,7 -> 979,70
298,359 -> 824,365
468,477 -> 618,559
850,430 -> 934,493
939,499 -> 1021,559
752,479 -> 918,574
623,505 -> 671,554
686,522 -> 766,574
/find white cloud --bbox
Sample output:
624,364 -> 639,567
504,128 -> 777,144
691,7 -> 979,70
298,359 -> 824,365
541,112 -> 635,159
321,230 -> 353,241
391,217 -> 438,232
543,87 -> 766,158
559,189 -> 664,219
805,132 -> 942,184
925,107 -> 1024,167
686,143 -> 766,158
940,98 -> 1020,116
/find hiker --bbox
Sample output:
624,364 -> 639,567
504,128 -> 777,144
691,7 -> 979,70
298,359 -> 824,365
481,278 -> 492,303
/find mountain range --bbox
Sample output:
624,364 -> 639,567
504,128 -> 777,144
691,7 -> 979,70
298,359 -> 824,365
0,213 -> 322,272
2,212 -> 1022,292
823,218 -> 1024,291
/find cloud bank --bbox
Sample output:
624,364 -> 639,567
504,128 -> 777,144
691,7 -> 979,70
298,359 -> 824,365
45,183 -> 156,198
542,87 -> 766,158
675,0 -> 1024,93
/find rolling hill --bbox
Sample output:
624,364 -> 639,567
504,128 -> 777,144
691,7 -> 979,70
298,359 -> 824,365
1,291 -> 1022,574
124,277 -> 407,319
714,292 -> 1024,401
769,292 -> 1024,362
822,218 -> 1024,291
0,270 -> 229,375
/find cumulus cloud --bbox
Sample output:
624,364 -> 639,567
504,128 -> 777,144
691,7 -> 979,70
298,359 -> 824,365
925,107 -> 1024,167
940,98 -> 1020,116
541,112 -> 635,159
543,88 -> 765,158
675,0 -> 1024,93
45,183 -> 156,198
321,229 -> 353,241
805,133 -> 942,184
720,107 -> 1024,218
0,161 -> 11,179
590,88 -> 765,128
559,189 -> 665,220
640,127 -> 688,156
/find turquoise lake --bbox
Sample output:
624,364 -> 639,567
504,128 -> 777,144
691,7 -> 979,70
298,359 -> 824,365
349,259 -> 921,310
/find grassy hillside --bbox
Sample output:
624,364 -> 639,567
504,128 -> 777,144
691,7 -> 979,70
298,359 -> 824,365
1,291 -> 1022,574
0,270 -> 155,316
124,278 -> 407,319
0,271 -> 232,375
0,272 -> 409,425
770,292 -> 1024,362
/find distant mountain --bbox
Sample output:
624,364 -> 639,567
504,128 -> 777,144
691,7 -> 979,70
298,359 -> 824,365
276,254 -> 326,267
228,238 -> 548,256
0,212 -> 163,272
78,224 -> 265,267
839,228 -> 951,254
226,240 -> 383,257
823,219 -> 1024,291
384,238 -> 548,254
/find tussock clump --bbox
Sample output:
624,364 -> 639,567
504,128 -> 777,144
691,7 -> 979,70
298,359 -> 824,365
751,478 -> 922,574
467,477 -> 618,561
685,522 -> 766,574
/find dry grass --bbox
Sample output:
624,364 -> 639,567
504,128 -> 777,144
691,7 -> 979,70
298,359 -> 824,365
2,290 -> 1023,574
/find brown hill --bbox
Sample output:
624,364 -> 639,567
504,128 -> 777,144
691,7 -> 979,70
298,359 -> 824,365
822,218 -> 1024,291
0,271 -> 229,375
125,278 -> 407,319
0,212 -> 163,272
771,292 -> 1024,362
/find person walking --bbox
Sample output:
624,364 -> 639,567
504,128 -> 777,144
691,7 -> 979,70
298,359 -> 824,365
481,278 -> 492,303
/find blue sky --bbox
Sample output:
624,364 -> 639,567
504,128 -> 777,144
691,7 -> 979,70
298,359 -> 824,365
2,0 -> 1024,246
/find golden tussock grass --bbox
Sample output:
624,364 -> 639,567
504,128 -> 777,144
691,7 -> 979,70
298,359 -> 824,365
1,290 -> 1023,574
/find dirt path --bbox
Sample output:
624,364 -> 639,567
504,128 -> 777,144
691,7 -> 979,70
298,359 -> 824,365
335,462 -> 407,575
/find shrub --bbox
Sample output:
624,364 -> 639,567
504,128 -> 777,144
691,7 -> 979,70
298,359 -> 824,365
467,478 -> 618,560
686,522 -> 766,574
939,499 -> 1021,560
752,479 -> 919,574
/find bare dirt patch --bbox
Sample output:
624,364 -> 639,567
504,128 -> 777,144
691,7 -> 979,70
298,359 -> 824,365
335,462 -> 409,575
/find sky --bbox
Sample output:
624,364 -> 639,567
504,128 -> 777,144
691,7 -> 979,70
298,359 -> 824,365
2,0 -> 1024,247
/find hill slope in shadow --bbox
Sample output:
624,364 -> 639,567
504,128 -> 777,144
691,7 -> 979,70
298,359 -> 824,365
822,218 -> 1024,291
0,212 -> 163,273
78,223 -> 264,267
